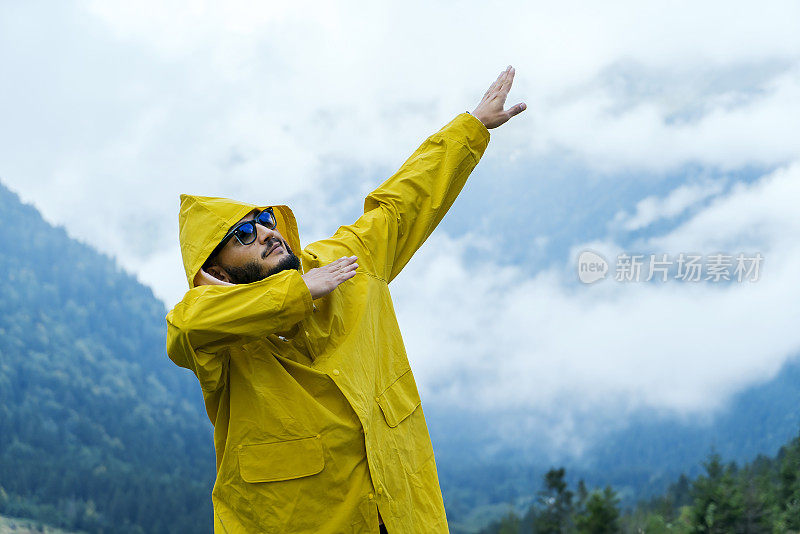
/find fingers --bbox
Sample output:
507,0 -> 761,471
332,256 -> 358,285
498,66 -> 514,94
506,101 -> 527,118
484,66 -> 511,98
326,255 -> 358,274
337,258 -> 358,275
303,256 -> 359,298
489,69 -> 505,91
339,267 -> 357,282
327,255 -> 355,266
335,255 -> 357,266
483,65 -> 516,108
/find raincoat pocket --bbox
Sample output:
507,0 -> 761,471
376,368 -> 421,427
238,435 -> 325,483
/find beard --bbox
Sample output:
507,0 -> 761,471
222,244 -> 302,285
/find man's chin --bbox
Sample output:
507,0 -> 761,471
263,252 -> 301,279
222,252 -> 301,285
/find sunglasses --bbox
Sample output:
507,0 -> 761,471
210,208 -> 277,259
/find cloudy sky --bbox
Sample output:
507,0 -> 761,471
2,0 -> 799,452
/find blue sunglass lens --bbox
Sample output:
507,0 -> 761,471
234,222 -> 258,244
257,210 -> 276,228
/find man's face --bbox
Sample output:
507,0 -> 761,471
206,209 -> 301,284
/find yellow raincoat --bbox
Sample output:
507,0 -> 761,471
166,112 -> 490,533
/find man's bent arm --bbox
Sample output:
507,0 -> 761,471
166,269 -> 313,391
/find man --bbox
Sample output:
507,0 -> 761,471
166,66 -> 525,533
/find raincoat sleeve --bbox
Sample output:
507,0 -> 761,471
165,269 -> 313,392
308,112 -> 490,283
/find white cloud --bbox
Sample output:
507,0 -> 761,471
392,163 -> 800,448
537,66 -> 800,172
612,179 -> 726,231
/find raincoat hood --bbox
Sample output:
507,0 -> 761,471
178,194 -> 304,289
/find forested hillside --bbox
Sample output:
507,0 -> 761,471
437,353 -> 800,531
0,183 -> 215,533
477,432 -> 800,533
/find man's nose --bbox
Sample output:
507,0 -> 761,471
257,225 -> 280,244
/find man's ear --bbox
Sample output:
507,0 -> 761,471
205,265 -> 231,283
194,267 -> 234,287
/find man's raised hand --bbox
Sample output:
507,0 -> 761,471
472,65 -> 526,129
301,256 -> 358,299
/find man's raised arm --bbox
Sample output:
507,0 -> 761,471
308,66 -> 525,282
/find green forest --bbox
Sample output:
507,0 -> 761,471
0,184 -> 216,532
478,434 -> 800,533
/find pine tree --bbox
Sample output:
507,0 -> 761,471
777,435 -> 800,530
574,486 -> 620,534
533,467 -> 574,533
496,507 -> 521,534
689,453 -> 743,533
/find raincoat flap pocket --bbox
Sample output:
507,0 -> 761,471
376,369 -> 421,428
238,436 -> 324,483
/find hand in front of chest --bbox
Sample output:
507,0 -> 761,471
301,256 -> 358,299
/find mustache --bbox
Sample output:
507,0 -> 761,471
263,239 -> 291,258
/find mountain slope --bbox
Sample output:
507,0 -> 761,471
0,182 -> 215,533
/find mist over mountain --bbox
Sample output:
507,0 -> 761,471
430,350 -> 800,530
